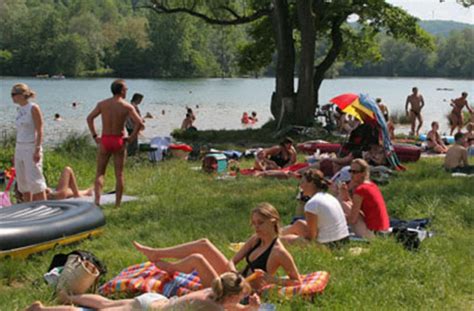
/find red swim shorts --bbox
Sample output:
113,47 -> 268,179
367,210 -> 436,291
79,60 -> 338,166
101,135 -> 125,153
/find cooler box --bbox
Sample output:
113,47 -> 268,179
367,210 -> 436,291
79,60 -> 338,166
202,153 -> 227,173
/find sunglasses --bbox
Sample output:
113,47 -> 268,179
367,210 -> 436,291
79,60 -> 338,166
349,169 -> 363,174
11,93 -> 21,97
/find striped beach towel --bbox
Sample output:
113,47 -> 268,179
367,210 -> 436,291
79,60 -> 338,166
99,262 -> 202,298
99,262 -> 169,295
261,271 -> 330,299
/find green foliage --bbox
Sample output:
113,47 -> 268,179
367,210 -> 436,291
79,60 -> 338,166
0,0 -> 471,78
53,132 -> 97,159
391,110 -> 411,125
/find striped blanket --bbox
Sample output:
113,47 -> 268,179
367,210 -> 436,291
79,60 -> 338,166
99,262 -> 329,300
99,262 -> 202,298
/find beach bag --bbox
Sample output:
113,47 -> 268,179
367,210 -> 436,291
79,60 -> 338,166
0,172 -> 15,208
0,191 -> 11,208
55,251 -> 106,295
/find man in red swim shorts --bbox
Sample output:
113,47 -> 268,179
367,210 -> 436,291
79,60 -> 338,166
87,80 -> 144,207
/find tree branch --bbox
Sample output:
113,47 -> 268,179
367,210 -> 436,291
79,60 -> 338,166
141,1 -> 272,26
314,16 -> 345,81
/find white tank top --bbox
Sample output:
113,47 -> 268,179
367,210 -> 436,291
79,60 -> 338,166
16,102 -> 36,143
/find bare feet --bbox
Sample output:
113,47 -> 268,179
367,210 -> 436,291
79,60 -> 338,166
133,241 -> 160,262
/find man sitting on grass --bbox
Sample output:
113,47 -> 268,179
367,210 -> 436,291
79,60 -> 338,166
444,132 -> 474,174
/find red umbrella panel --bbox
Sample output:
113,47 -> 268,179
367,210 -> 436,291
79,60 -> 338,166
329,93 -> 375,122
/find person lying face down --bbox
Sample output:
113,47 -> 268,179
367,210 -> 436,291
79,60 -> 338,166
281,169 -> 350,246
25,272 -> 261,311
133,202 -> 301,291
254,137 -> 297,171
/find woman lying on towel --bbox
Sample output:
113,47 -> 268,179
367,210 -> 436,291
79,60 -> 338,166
254,137 -> 297,171
26,272 -> 260,311
45,166 -> 93,200
338,159 -> 390,239
134,203 -> 301,291
281,169 -> 350,246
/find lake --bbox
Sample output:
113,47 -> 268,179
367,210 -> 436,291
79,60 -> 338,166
1,76 -> 473,145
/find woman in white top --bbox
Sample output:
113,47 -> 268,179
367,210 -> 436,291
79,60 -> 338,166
12,83 -> 47,202
281,169 -> 349,246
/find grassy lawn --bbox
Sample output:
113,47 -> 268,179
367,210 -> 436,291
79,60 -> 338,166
0,137 -> 473,310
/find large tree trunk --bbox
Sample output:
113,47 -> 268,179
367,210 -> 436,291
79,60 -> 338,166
270,0 -> 295,128
295,0 -> 316,126
313,18 -> 344,111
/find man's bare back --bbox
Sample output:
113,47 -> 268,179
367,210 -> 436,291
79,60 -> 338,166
97,97 -> 135,136
87,79 -> 144,207
444,144 -> 468,170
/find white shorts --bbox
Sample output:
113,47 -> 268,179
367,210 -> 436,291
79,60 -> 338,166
134,293 -> 169,310
15,143 -> 47,194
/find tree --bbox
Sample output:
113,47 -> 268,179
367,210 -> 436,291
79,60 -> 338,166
139,0 -> 432,128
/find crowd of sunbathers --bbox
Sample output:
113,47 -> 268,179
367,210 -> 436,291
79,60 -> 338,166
8,81 -> 472,310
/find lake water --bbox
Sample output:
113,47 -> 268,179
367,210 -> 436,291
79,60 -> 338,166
1,76 -> 473,145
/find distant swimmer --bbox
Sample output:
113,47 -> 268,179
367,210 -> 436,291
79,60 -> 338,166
54,113 -> 63,121
144,112 -> 154,119
72,102 -> 77,108
249,111 -> 258,123
405,87 -> 425,136
449,92 -> 472,135
161,109 -> 166,115
181,113 -> 197,131
87,79 -> 144,207
187,107 -> 196,121
241,112 -> 250,124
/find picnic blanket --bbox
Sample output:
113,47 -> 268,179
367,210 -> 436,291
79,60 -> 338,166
99,262 -> 202,298
240,163 -> 309,176
100,262 -> 328,300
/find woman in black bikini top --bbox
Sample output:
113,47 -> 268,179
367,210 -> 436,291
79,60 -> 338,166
241,238 -> 278,277
133,203 -> 300,291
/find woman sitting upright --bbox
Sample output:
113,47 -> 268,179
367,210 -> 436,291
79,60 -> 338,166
426,121 -> 448,154
281,169 -> 349,246
338,159 -> 389,239
254,137 -> 297,171
134,203 -> 300,290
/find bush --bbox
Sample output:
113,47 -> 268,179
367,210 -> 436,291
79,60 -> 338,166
391,110 -> 411,125
53,132 -> 96,159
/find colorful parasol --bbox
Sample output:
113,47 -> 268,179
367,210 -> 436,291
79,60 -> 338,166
329,93 -> 375,122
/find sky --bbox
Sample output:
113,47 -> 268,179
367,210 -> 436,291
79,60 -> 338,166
387,0 -> 473,24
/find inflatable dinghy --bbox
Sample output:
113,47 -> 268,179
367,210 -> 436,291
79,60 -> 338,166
0,201 -> 105,258
297,142 -> 421,162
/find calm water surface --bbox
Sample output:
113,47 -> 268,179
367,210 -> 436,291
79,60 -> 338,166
1,77 -> 473,145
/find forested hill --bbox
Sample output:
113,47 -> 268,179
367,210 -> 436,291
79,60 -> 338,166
0,0 -> 472,79
419,20 -> 474,37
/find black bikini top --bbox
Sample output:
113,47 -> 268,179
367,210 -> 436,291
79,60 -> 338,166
269,152 -> 290,168
241,238 -> 278,277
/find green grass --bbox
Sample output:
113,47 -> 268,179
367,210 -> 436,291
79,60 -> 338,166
0,141 -> 473,310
